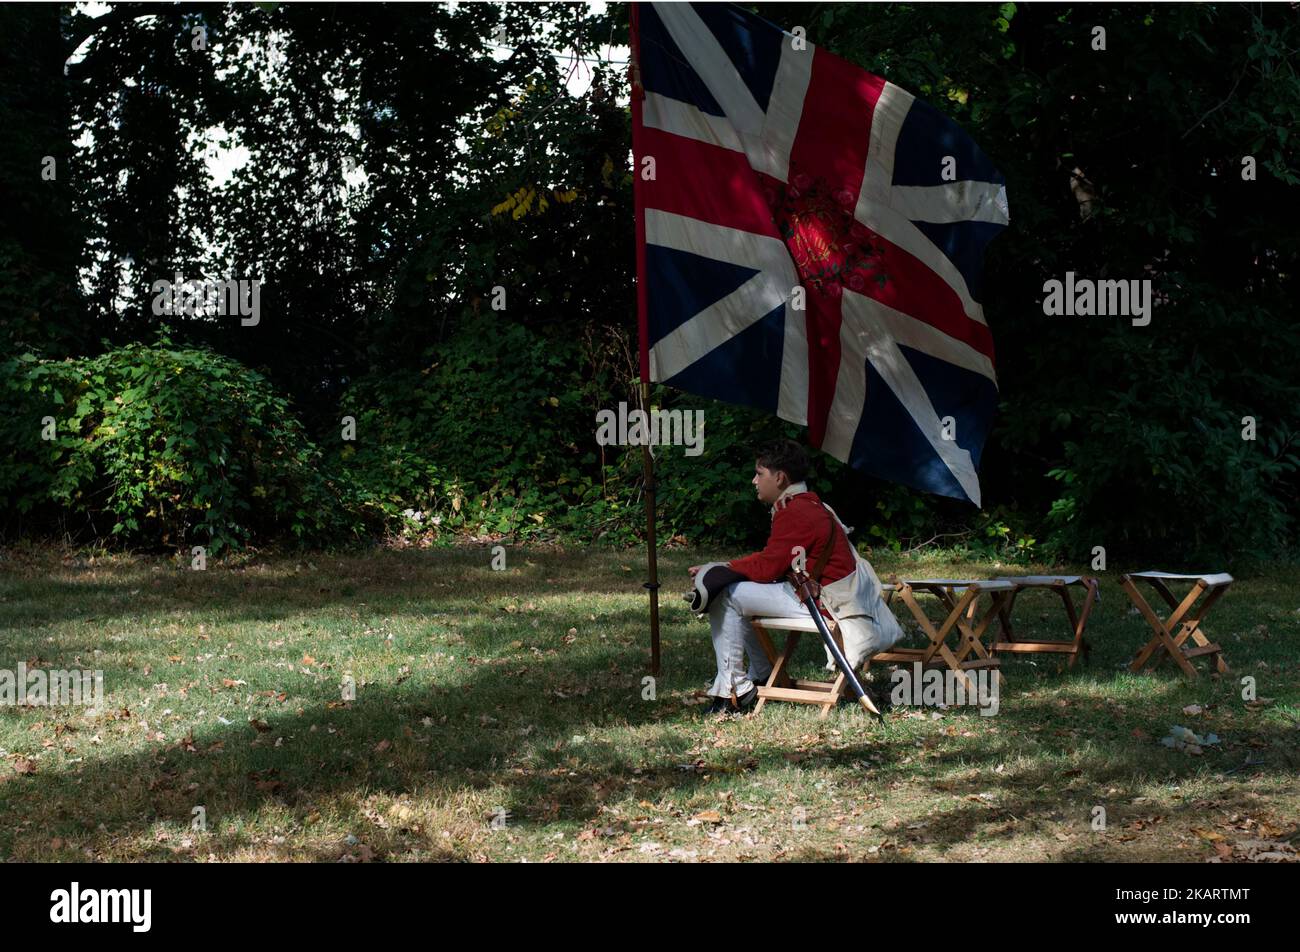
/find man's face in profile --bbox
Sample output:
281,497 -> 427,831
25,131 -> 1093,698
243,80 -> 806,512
752,464 -> 788,506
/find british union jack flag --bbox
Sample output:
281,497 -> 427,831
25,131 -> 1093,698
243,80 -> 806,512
631,2 -> 1009,506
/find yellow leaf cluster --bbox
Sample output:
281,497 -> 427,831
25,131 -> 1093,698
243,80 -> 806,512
490,185 -> 580,219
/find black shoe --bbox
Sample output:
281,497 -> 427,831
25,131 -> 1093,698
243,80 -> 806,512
734,685 -> 760,714
704,695 -> 733,715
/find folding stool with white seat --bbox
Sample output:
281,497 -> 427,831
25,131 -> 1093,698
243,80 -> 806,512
1120,571 -> 1232,678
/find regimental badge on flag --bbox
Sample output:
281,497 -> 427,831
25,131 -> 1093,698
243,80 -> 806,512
631,2 -> 1009,507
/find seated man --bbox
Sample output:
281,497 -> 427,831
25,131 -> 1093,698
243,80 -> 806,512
689,439 -> 903,716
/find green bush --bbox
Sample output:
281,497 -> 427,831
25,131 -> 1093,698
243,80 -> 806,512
1043,393 -> 1297,565
3,326 -> 1292,565
0,345 -> 361,553
335,316 -> 609,541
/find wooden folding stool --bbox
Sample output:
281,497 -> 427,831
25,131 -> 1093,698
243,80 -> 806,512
750,614 -> 851,719
873,578 -> 1014,693
989,575 -> 1100,669
1121,571 -> 1232,678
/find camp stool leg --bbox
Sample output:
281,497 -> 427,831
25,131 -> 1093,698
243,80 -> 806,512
1143,577 -> 1231,675
951,587 -> 1010,690
1122,576 -> 1231,679
989,578 -> 1097,671
1045,582 -> 1082,673
980,590 -> 1013,688
785,618 -> 853,721
752,621 -> 797,715
948,592 -> 983,665
987,582 -> 1024,656
818,624 -> 850,719
891,584 -> 951,664
1065,578 -> 1100,669
1179,587 -> 1230,674
871,579 -> 922,664
1123,575 -> 1197,677
1160,578 -> 1225,676
751,618 -> 855,715
1145,578 -> 1203,674
914,586 -> 984,697
995,587 -> 1021,646
994,582 -> 1067,669
870,582 -> 960,675
950,589 -> 1001,664
820,668 -> 848,720
957,592 -> 977,660
751,619 -> 794,688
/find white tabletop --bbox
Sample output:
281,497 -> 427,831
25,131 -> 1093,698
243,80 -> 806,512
1128,571 -> 1233,586
903,578 -> 1018,591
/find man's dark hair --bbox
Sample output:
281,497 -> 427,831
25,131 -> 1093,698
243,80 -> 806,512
754,439 -> 810,484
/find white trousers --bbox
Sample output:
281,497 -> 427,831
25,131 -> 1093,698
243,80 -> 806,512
705,580 -> 806,699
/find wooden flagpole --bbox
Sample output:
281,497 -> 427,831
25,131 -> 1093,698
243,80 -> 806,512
639,379 -> 661,675
629,2 -> 660,674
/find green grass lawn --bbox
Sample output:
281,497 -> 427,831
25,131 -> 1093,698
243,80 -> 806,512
0,543 -> 1296,862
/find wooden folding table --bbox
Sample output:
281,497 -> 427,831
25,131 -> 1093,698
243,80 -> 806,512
874,578 -> 1015,692
1121,571 -> 1232,678
989,575 -> 1100,669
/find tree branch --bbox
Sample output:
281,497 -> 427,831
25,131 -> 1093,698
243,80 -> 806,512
1181,57 -> 1250,140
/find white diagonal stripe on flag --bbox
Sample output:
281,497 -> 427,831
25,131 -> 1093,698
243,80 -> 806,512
824,289 -> 983,505
861,81 -> 914,201
643,91 -> 745,154
777,302 -> 809,425
646,208 -> 794,271
653,2 -> 807,184
855,197 -> 990,329
758,38 -> 815,183
649,274 -> 787,382
855,81 -> 990,328
655,4 -> 766,137
891,181 -> 1010,225
646,210 -> 797,382
842,291 -> 996,383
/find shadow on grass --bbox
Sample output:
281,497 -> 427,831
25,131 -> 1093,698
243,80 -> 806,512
0,548 -> 1295,861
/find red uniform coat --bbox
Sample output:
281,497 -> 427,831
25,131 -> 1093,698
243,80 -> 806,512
727,490 -> 856,588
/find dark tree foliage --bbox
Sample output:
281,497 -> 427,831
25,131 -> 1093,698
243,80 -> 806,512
0,5 -> 86,354
60,2 -> 622,419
